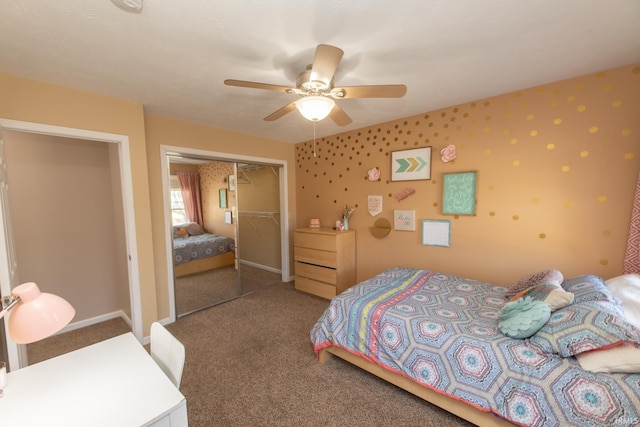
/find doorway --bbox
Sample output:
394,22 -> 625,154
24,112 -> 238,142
0,119 -> 142,370
160,146 -> 290,320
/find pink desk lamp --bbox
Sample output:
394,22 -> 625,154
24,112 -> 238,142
0,282 -> 75,344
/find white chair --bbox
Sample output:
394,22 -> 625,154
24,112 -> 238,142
150,322 -> 186,389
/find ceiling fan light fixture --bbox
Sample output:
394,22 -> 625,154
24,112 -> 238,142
295,96 -> 335,122
111,0 -> 143,13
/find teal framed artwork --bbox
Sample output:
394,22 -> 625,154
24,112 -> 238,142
219,188 -> 227,208
442,171 -> 477,215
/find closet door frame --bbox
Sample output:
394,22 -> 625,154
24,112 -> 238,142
0,119 -> 143,369
160,145 -> 291,322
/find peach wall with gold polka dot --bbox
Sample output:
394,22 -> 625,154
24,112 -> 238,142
295,63 -> 640,285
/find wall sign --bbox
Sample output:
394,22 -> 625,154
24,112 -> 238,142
391,147 -> 432,181
394,210 -> 415,231
368,195 -> 383,216
442,171 -> 477,215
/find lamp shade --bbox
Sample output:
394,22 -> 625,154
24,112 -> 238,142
295,96 -> 335,121
8,282 -> 75,344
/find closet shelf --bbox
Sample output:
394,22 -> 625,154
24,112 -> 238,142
238,211 -> 280,228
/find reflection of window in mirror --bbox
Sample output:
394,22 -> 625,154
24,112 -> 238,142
170,176 -> 187,225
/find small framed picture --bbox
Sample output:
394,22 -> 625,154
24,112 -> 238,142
219,188 -> 227,208
391,147 -> 432,181
228,175 -> 237,191
224,210 -> 233,224
394,210 -> 415,231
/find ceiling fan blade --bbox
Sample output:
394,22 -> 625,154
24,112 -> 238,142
264,101 -> 297,121
329,104 -> 352,127
335,85 -> 407,99
310,44 -> 344,88
224,79 -> 292,93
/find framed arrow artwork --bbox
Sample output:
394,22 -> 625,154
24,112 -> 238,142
391,147 -> 432,181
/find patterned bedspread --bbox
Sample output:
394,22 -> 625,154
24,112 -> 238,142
311,267 -> 640,427
173,233 -> 235,265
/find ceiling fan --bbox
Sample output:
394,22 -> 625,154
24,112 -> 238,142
224,44 -> 407,126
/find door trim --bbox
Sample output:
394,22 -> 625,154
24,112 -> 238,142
0,119 -> 143,369
160,145 -> 291,321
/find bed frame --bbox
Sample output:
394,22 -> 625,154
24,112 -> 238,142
318,346 -> 515,427
174,251 -> 236,277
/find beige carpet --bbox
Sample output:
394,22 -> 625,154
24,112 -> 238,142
27,282 -> 474,427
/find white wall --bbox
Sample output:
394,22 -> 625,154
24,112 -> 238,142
4,131 -> 130,322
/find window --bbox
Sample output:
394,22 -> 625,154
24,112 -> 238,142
170,176 -> 187,225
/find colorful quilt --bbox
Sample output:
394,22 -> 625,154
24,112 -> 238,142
311,267 -> 640,427
173,233 -> 235,265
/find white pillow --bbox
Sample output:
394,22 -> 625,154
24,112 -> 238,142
576,342 -> 640,373
605,274 -> 640,330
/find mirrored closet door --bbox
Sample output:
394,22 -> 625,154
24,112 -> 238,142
170,158 -> 240,317
168,156 -> 284,318
235,163 -> 283,294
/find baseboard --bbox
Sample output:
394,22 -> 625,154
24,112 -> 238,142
57,310 -> 132,335
239,259 -> 282,274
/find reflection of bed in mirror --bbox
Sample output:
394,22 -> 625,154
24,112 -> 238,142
172,224 -> 235,277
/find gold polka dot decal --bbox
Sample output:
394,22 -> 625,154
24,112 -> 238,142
612,100 -> 622,108
602,230 -> 611,237
489,211 -> 496,217
600,259 -> 608,266
561,166 -> 570,172
588,126 -> 598,134
625,153 -> 635,160
580,151 -> 589,158
530,130 -> 538,137
577,105 -> 586,112
510,138 -> 518,145
532,198 -> 539,204
547,143 -> 555,150
565,201 -> 573,208
622,129 -> 632,136
553,118 -> 562,125
597,196 -> 607,203
512,215 -> 519,221
539,233 -> 546,239
513,160 -> 520,167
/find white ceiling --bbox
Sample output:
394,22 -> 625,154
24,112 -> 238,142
1,1 -> 639,144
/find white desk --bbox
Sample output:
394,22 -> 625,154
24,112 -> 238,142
0,333 -> 188,427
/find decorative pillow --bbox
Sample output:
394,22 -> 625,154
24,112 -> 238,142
173,225 -> 188,239
529,299 -> 640,357
605,274 -> 640,330
510,280 -> 574,311
186,222 -> 204,236
506,269 -> 563,298
575,342 -> 640,373
561,274 -> 616,304
498,296 -> 551,339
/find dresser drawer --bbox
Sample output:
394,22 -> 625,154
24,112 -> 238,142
295,276 -> 336,300
295,261 -> 337,284
294,247 -> 337,268
294,231 -> 338,252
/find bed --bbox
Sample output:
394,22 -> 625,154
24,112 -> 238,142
311,267 -> 640,427
172,223 -> 235,277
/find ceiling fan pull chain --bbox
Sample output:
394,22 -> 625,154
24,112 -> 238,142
313,121 -> 317,158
